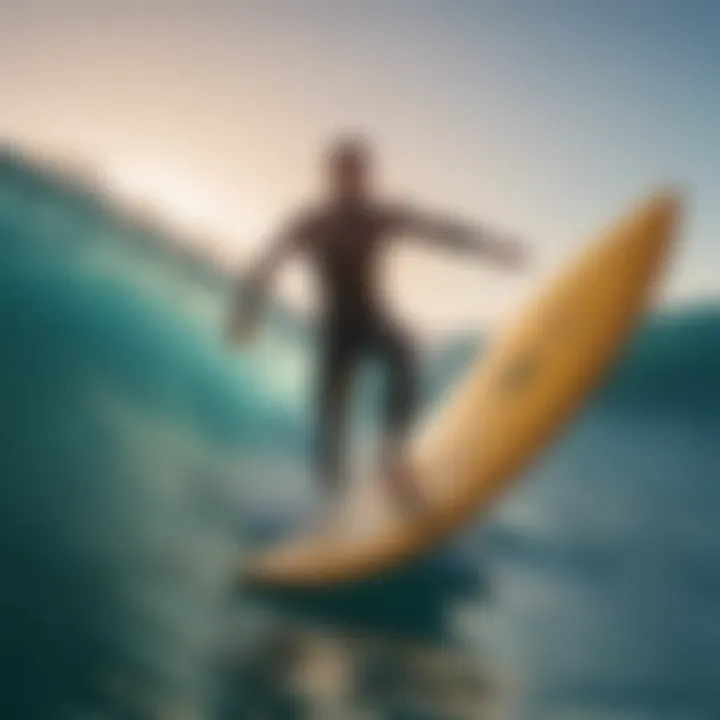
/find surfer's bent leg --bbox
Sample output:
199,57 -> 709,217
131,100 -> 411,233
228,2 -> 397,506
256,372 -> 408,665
379,322 -> 417,441
375,321 -> 423,509
315,326 -> 356,493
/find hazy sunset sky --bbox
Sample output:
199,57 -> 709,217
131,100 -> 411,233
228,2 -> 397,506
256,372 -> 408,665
1,1 -> 718,332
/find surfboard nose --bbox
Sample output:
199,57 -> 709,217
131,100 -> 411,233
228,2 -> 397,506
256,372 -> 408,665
634,190 -> 683,281
642,189 -> 683,237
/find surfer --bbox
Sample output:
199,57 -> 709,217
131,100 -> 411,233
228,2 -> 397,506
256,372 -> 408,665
229,135 -> 527,509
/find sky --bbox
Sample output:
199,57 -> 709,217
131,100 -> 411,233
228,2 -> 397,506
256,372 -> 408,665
1,0 -> 719,334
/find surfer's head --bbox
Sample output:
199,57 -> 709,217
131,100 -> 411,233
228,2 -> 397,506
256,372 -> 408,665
324,134 -> 373,202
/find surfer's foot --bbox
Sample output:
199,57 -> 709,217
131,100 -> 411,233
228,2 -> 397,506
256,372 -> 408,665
385,458 -> 426,516
310,491 -> 340,533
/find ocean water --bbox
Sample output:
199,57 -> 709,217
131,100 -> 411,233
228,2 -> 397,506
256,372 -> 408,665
1,150 -> 719,719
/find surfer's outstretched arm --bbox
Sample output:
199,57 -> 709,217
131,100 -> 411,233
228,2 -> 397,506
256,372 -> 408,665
228,216 -> 308,345
393,205 -> 528,268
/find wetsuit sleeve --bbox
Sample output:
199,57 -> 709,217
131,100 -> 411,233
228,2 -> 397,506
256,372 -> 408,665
247,214 -> 309,285
387,203 -> 526,267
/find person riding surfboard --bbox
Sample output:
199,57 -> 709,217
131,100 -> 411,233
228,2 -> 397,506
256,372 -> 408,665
229,135 -> 528,510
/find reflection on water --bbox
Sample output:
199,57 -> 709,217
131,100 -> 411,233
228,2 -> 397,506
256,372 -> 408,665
224,512 -> 511,718
222,618 -> 512,719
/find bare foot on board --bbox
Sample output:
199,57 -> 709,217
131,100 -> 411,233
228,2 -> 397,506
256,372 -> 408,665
384,457 -> 427,517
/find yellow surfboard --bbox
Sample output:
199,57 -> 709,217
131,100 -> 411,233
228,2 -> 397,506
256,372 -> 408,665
245,191 -> 681,588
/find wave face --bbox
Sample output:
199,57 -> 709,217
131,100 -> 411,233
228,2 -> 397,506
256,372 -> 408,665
0,151 -> 262,719
1,151 -> 719,718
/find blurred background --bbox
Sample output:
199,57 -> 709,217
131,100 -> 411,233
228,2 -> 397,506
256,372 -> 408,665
1,1 -> 719,718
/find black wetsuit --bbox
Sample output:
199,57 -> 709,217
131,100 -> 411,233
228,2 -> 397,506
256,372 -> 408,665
245,198 -> 511,491
296,200 -> 416,490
